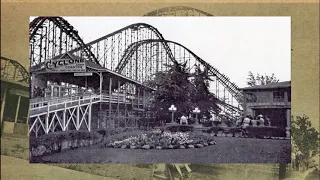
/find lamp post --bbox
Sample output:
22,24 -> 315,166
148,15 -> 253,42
168,105 -> 177,123
193,107 -> 201,124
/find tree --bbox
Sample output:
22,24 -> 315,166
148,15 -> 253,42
247,71 -> 279,87
291,115 -> 320,170
191,65 -> 220,117
148,61 -> 220,123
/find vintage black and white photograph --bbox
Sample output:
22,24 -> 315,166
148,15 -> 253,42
29,16 -> 291,164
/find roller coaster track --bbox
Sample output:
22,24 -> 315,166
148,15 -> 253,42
144,6 -> 214,16
116,39 -> 244,106
68,23 -> 176,67
29,17 -> 98,65
1,56 -> 29,84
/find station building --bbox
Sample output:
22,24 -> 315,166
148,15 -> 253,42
241,81 -> 291,129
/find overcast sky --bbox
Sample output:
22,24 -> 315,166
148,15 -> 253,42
30,16 -> 291,88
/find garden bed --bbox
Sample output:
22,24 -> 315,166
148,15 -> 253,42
30,130 -> 104,159
105,129 -> 216,150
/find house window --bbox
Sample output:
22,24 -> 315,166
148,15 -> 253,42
273,91 -> 284,102
246,93 -> 257,102
287,91 -> 291,102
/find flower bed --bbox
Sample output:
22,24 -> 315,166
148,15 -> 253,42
105,129 -> 216,150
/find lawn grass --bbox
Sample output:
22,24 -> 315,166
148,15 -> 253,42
1,133 -> 290,180
39,136 -> 291,163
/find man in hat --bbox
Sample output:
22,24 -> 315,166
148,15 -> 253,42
258,114 -> 265,126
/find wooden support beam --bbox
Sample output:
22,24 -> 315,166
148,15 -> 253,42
77,97 -> 80,130
88,95 -> 92,132
14,95 -> 21,123
45,100 -> 50,134
124,83 -> 127,118
52,115 -> 55,132
143,89 -> 146,108
117,80 -> 120,115
137,87 -> 140,108
1,88 -> 7,123
63,101 -> 66,131
26,104 -> 30,136
35,123 -> 39,138
109,77 -> 112,125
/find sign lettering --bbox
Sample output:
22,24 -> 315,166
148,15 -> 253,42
74,72 -> 93,76
45,58 -> 86,72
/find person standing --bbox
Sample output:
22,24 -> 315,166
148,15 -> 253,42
235,114 -> 242,127
258,114 -> 265,126
242,115 -> 251,137
180,114 -> 188,125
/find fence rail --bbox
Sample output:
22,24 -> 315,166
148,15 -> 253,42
30,92 -> 149,116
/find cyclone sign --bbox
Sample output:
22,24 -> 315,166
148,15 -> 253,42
45,58 -> 86,72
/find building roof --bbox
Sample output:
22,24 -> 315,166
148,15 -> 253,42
30,52 -> 156,91
241,81 -> 291,90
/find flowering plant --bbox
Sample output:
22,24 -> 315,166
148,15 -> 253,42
106,130 -> 216,149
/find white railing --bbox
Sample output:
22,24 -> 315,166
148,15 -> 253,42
30,94 -> 100,111
30,92 -> 150,113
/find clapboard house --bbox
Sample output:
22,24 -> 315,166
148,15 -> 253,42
241,81 -> 291,129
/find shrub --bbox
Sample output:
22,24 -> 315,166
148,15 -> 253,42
29,130 -> 103,158
202,121 -> 213,127
229,127 -> 242,136
213,121 -> 222,127
165,125 -> 194,132
205,127 -> 224,135
246,126 -> 286,138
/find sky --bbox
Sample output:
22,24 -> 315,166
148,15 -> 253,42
30,16 -> 291,88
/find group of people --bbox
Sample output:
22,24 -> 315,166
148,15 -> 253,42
236,114 -> 271,128
234,114 -> 271,137
32,86 -> 45,98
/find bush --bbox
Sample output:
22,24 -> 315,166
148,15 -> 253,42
246,126 -> 286,138
101,127 -> 140,137
213,121 -> 222,127
205,127 -> 224,135
229,127 -> 243,136
165,125 -> 194,132
29,130 -> 103,158
202,121 -> 213,127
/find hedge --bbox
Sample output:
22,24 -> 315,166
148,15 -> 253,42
165,125 -> 194,132
30,130 -> 104,159
246,126 -> 286,138
204,127 -> 224,135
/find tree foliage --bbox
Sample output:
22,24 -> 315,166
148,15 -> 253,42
291,115 -> 320,169
247,71 -> 279,87
147,61 -> 221,123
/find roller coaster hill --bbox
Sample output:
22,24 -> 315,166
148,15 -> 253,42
28,17 -> 244,137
